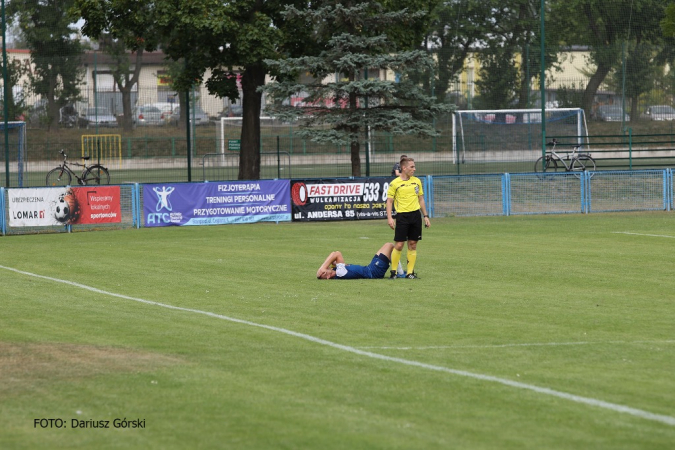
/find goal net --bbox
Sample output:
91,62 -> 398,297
452,108 -> 588,164
0,121 -> 27,187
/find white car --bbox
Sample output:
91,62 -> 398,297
170,106 -> 210,126
149,102 -> 179,123
79,107 -> 118,128
133,105 -> 165,126
640,105 -> 675,121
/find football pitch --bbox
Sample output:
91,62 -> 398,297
1,213 -> 674,449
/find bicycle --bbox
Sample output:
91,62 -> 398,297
534,139 -> 596,175
46,149 -> 111,186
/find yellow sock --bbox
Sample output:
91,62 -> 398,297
407,250 -> 417,274
391,248 -> 402,272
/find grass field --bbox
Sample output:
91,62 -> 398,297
1,213 -> 675,449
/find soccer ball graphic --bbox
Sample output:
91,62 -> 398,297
54,190 -> 79,223
54,196 -> 71,223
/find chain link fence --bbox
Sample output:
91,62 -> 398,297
2,2 -> 675,187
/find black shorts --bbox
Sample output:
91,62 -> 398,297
393,210 -> 423,242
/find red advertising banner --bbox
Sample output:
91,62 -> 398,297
71,186 -> 122,224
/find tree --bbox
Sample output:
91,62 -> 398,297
76,0 -> 314,180
74,1 -> 165,131
263,1 -> 452,177
8,0 -> 84,130
474,48 -> 520,109
551,0 -> 667,114
151,0 -> 318,180
608,42 -> 657,121
423,0 -> 562,110
428,0 -> 495,105
97,35 -> 144,131
662,3 -> 675,37
0,58 -> 29,121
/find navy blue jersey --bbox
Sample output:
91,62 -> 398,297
391,162 -> 401,177
335,253 -> 390,279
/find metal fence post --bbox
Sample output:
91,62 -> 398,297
502,173 -> 511,216
582,171 -> 589,214
135,183 -> 142,228
426,175 -> 434,218
665,169 -> 672,212
0,186 -> 5,235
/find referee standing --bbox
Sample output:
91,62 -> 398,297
385,157 -> 430,279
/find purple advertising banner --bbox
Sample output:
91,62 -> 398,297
143,180 -> 291,227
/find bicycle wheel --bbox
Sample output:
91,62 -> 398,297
46,167 -> 72,186
534,155 -> 560,174
83,165 -> 110,185
571,155 -> 596,173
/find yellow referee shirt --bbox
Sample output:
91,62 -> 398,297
387,176 -> 424,213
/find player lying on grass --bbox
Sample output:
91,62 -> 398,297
316,243 -> 394,280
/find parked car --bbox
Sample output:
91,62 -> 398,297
640,105 -> 675,121
79,106 -> 118,128
149,102 -> 178,124
221,104 -> 243,117
133,105 -> 165,126
170,105 -> 210,126
595,105 -> 629,122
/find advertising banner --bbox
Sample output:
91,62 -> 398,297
143,180 -> 291,227
290,178 -> 392,221
8,186 -> 122,227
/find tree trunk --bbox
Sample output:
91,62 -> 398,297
119,83 -> 134,131
629,96 -> 638,124
582,63 -> 611,116
238,64 -> 266,180
350,140 -> 361,177
115,51 -> 144,132
349,77 -> 361,177
47,75 -> 59,131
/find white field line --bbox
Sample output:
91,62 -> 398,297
360,341 -> 675,350
2,263 -> 674,427
612,231 -> 675,239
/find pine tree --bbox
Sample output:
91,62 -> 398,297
264,1 -> 452,177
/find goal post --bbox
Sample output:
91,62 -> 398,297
0,121 -> 27,187
81,134 -> 122,168
452,108 -> 588,164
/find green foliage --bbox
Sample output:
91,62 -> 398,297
663,3 -> 675,37
607,43 -> 659,120
72,1 -> 167,131
264,1 -> 452,175
550,0 -> 668,113
554,81 -> 585,109
74,0 -> 315,180
8,0 -> 84,129
474,49 -> 520,109
0,59 -> 29,121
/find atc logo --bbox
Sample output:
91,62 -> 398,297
146,185 -> 182,225
291,182 -> 308,206
153,186 -> 175,211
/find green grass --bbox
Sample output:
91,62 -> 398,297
1,213 -> 675,449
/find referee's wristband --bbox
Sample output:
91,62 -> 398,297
423,215 -> 429,218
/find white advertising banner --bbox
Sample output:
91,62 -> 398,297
8,188 -> 62,227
